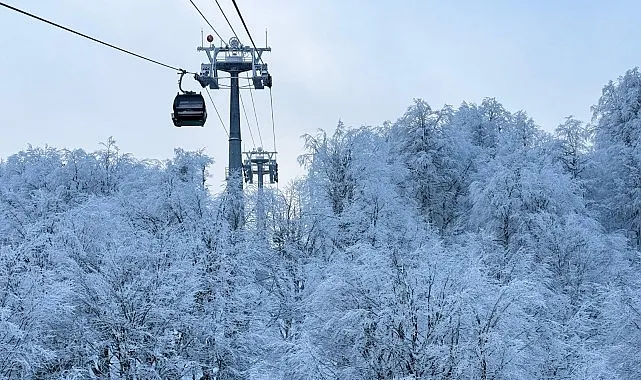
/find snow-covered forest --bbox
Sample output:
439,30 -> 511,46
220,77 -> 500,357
2,68 -> 641,380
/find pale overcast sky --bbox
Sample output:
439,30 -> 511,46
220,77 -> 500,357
1,1 -> 640,186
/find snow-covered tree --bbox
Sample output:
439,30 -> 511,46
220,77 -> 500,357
591,67 -> 641,248
0,68 -> 640,379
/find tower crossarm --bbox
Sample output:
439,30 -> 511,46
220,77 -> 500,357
196,38 -> 271,89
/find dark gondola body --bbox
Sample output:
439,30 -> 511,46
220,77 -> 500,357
172,92 -> 207,127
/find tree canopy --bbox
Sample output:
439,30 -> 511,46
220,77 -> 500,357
1,69 -> 641,379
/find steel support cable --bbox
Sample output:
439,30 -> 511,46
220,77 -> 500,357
239,92 -> 256,147
205,87 -> 229,137
243,76 -> 275,151
213,0 -> 238,39
188,0 -> 227,46
0,1 -> 192,73
230,0 -> 271,150
230,0 -> 263,63
246,77 -> 263,148
269,87 -> 277,152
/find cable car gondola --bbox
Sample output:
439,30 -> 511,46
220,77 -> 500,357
171,70 -> 207,127
172,92 -> 207,127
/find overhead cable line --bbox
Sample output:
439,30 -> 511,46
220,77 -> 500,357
230,2 -> 273,150
0,1 -> 189,73
205,88 -> 229,137
269,88 -> 277,152
188,0 -> 227,46
230,0 -> 262,63
246,76 -> 263,148
239,92 -> 257,147
213,0 -> 238,39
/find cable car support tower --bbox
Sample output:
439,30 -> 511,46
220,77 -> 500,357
195,36 -> 276,188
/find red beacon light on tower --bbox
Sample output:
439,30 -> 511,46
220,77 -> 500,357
206,34 -> 214,43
